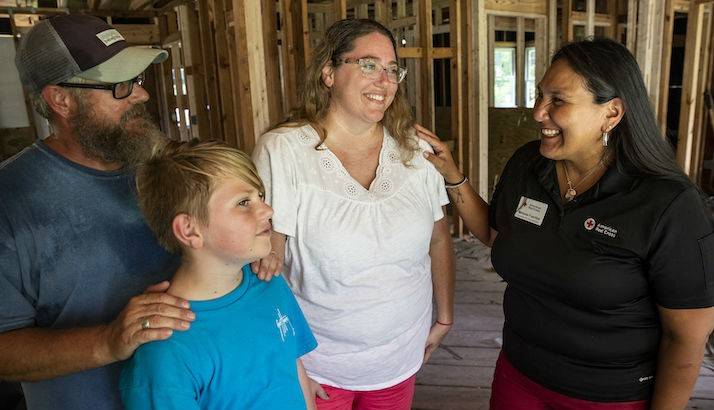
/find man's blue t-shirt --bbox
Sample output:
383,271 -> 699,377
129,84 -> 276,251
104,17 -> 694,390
119,265 -> 317,410
0,141 -> 178,410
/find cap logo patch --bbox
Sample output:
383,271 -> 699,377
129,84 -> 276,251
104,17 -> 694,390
96,29 -> 124,46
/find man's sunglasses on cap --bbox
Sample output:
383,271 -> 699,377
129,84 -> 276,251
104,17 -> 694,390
57,75 -> 144,99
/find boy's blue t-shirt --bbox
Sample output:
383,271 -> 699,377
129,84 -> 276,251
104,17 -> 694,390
119,265 -> 317,410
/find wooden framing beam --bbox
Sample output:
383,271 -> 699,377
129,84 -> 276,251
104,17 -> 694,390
279,0 -> 307,117
562,0 -> 573,42
699,6 -> 714,186
196,0 -> 223,141
209,0 -> 237,146
476,0 -> 489,198
433,47 -> 454,58
690,7 -> 712,184
262,0 -> 284,127
396,47 -> 454,59
516,16 -> 524,106
548,0 -> 556,59
168,40 -> 190,140
231,0 -> 271,152
635,0 -> 665,110
396,0 -> 406,17
225,0 -> 246,147
485,0 -> 546,14
130,0 -> 153,10
560,0 -> 621,42
450,0 -> 464,234
156,13 -> 178,140
418,0 -> 435,130
486,8 -> 551,18
307,2 -> 334,14
389,15 -> 417,29
536,16 -> 547,83
162,8 -> 184,140
492,14 -> 537,30
608,0 -> 618,38
487,14 -> 495,106
570,11 -> 619,25
335,0 -> 347,19
676,1 -> 706,175
626,0 -> 638,53
658,0 -> 675,135
113,24 -> 160,44
355,3 -> 368,18
301,0 -> 310,65
586,0 -> 596,37
178,3 -> 206,139
674,0 -> 690,11
373,0 -> 389,23
1,6 -> 157,18
346,0 -> 374,6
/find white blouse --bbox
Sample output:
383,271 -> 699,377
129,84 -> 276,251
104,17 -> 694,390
253,124 -> 448,390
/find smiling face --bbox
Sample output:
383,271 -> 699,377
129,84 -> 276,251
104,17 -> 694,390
200,177 -> 274,267
532,59 -> 613,166
322,32 -> 399,129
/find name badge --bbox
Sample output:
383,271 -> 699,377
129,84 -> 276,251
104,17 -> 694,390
514,196 -> 548,226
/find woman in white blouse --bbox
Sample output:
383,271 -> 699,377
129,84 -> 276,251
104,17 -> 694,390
252,19 -> 454,410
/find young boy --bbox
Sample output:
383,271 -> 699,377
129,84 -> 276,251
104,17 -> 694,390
119,140 -> 317,409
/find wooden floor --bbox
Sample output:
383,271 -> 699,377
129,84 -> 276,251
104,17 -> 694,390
412,239 -> 714,410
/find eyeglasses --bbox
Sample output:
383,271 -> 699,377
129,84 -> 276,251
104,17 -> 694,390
339,58 -> 407,84
58,75 -> 144,99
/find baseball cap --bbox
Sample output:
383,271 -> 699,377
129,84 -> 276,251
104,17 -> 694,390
15,14 -> 168,94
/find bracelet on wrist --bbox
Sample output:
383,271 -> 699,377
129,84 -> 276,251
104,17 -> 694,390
436,320 -> 453,326
445,175 -> 468,189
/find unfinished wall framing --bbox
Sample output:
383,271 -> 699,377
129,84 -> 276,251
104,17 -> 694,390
3,0 -> 714,226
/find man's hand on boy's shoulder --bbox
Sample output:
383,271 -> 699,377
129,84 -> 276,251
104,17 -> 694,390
98,281 -> 195,362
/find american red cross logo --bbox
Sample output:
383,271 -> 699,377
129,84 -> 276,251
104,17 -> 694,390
584,218 -> 596,230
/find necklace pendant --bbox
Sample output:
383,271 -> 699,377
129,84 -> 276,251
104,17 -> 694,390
565,188 -> 577,201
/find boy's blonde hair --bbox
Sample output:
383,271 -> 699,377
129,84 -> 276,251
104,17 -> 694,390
136,140 -> 264,253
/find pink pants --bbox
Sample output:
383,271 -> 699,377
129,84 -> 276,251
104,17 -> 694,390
490,351 -> 649,410
315,375 -> 416,410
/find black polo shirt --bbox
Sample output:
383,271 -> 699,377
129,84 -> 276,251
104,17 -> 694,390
490,141 -> 714,402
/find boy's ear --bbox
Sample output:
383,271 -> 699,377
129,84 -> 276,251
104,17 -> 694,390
172,213 -> 203,249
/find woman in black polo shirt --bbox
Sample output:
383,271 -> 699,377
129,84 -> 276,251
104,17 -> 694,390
417,38 -> 714,409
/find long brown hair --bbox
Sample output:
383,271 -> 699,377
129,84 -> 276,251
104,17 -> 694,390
287,19 -> 416,162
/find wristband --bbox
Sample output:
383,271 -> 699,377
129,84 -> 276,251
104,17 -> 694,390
445,175 -> 468,189
436,320 -> 453,326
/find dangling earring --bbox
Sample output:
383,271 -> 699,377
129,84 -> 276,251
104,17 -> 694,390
602,131 -> 609,147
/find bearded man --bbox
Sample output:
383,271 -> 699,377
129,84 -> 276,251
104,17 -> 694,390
0,14 -> 194,410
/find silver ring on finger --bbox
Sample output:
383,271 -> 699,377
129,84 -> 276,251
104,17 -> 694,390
141,318 -> 151,330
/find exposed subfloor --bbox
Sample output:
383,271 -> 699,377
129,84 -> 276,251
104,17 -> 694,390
412,239 -> 714,410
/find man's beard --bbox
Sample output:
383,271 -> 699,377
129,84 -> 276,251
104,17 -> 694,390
71,100 -> 166,167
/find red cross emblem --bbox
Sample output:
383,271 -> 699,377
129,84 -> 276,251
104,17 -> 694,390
584,218 -> 596,230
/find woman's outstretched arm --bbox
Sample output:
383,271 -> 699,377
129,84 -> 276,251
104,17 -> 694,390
416,124 -> 497,247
